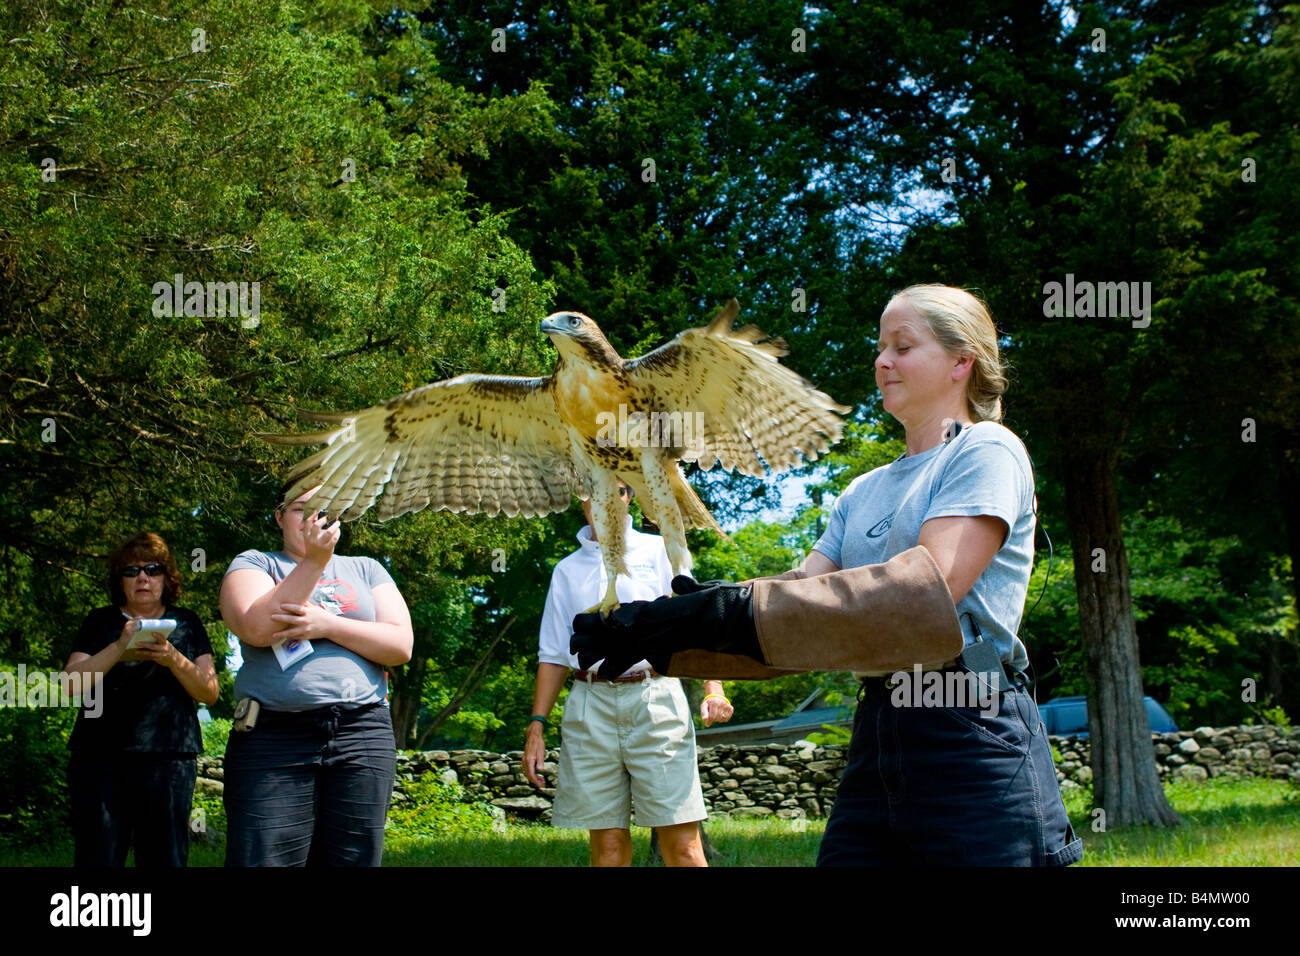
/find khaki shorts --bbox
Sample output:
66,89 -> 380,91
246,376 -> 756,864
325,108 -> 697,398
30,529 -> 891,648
551,674 -> 707,830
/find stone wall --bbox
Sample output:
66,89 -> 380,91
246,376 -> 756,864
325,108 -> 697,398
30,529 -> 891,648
1053,724 -> 1300,792
194,724 -> 1300,823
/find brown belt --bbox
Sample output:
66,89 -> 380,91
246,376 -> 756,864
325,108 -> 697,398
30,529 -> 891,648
572,669 -> 657,684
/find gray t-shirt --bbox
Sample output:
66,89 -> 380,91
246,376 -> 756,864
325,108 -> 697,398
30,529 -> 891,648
813,421 -> 1035,670
225,550 -> 395,711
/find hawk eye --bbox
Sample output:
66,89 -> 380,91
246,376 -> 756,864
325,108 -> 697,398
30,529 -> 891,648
568,315 -> 580,327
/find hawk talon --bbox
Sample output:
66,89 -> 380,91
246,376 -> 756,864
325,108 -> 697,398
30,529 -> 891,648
582,601 -> 622,619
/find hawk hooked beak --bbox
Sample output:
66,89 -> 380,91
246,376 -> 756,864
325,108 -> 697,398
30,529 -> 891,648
540,312 -> 587,337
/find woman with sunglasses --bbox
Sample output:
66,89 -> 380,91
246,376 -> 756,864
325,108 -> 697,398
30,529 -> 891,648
61,532 -> 219,867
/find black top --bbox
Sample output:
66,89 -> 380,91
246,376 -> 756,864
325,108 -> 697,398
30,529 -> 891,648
67,605 -> 214,754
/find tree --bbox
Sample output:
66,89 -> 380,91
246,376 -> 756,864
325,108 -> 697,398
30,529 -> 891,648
410,0 -> 855,527
781,0 -> 1296,825
0,0 -> 555,724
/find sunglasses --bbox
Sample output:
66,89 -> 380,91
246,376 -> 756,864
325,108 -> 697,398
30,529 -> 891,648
618,487 -> 632,499
121,564 -> 166,578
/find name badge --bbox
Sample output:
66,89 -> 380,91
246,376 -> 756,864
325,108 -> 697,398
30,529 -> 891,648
272,637 -> 314,670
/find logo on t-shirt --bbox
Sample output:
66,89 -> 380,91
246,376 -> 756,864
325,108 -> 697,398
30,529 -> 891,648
866,514 -> 894,538
312,579 -> 359,615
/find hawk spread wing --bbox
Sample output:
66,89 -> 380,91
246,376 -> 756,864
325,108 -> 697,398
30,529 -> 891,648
260,300 -> 849,614
624,300 -> 848,474
266,374 -> 580,522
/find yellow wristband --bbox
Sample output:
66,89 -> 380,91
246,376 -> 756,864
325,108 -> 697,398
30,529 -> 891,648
703,693 -> 729,704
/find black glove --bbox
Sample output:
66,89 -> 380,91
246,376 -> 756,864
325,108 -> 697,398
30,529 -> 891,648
570,575 -> 760,680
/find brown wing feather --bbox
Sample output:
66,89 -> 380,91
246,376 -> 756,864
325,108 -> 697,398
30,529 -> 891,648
624,300 -> 850,475
258,374 -> 578,521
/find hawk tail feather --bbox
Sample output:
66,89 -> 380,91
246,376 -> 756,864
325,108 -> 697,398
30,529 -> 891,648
670,466 -> 729,542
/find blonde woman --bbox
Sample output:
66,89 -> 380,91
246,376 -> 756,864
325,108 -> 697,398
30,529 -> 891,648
571,285 -> 1081,866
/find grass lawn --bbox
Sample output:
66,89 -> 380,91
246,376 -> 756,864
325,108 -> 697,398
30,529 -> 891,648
1063,778 -> 1300,866
3,777 -> 1296,867
384,815 -> 827,867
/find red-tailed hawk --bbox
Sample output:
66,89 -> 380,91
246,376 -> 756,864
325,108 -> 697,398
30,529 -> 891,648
260,300 -> 848,613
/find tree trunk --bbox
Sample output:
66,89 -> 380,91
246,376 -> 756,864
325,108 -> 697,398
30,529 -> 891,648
1271,424 -> 1300,617
1063,448 -> 1180,827
414,616 -> 517,749
390,655 -> 427,748
1263,636 -> 1283,706
1267,425 -> 1300,718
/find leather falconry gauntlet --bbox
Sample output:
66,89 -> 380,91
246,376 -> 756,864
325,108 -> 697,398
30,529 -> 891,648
571,546 -> 965,680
